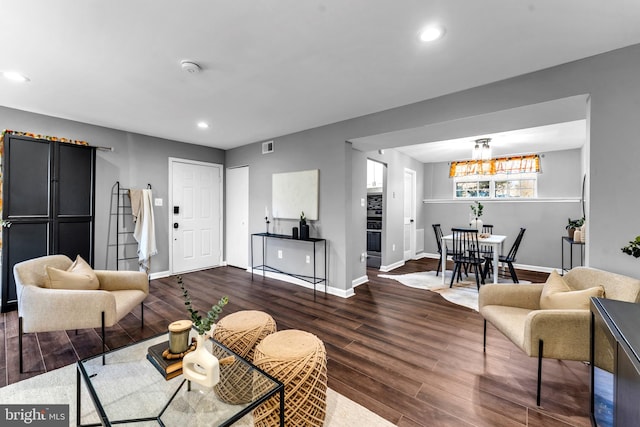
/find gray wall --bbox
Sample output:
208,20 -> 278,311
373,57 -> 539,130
225,125 -> 351,292
422,148 -> 584,269
340,43 -> 640,278
231,42 -> 640,287
0,106 -> 224,274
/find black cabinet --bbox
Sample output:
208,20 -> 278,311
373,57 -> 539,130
1,134 -> 95,312
590,298 -> 640,427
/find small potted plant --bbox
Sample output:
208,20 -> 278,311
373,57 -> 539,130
621,236 -> 640,258
566,217 -> 584,240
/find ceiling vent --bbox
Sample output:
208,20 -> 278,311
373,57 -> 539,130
262,140 -> 274,154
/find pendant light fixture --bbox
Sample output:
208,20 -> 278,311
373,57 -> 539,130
472,138 -> 492,160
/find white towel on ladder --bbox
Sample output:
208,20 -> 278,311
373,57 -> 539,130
130,188 -> 158,273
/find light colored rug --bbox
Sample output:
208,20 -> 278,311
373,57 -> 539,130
0,338 -> 394,427
378,270 -> 530,311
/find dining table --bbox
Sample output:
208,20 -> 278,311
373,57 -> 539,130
441,233 -> 507,284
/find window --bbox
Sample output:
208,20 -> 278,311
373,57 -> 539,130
454,174 -> 537,199
455,180 -> 490,198
451,154 -> 540,199
494,176 -> 537,198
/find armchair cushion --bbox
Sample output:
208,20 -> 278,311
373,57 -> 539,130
44,255 -> 99,290
46,266 -> 99,290
539,270 -> 604,310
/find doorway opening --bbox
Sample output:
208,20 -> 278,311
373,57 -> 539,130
366,159 -> 386,268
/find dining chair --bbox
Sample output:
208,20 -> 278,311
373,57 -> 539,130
479,224 -> 494,276
450,228 -> 485,290
483,227 -> 526,283
432,224 -> 454,276
433,224 -> 468,279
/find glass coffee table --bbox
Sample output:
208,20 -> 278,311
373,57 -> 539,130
76,332 -> 284,426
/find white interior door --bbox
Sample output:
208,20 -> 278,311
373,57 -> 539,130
403,168 -> 416,261
170,158 -> 222,273
225,166 -> 249,269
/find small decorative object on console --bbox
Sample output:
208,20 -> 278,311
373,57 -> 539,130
300,211 -> 310,239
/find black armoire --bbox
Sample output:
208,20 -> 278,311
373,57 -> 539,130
1,133 -> 95,312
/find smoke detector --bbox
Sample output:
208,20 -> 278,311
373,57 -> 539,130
180,60 -> 201,74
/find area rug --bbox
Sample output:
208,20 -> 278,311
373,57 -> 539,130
378,270 -> 530,311
0,344 -> 394,427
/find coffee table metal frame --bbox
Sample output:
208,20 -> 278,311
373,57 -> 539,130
76,332 -> 284,426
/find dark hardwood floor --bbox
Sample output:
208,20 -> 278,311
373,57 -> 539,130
0,259 -> 591,426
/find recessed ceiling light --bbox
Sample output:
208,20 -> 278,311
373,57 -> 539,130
2,71 -> 30,82
197,122 -> 209,129
419,25 -> 445,42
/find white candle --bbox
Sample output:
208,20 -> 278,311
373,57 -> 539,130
265,206 -> 269,218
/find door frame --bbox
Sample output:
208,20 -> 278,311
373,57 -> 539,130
168,157 -> 224,274
403,167 -> 416,261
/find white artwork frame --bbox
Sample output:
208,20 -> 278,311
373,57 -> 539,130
272,169 -> 319,220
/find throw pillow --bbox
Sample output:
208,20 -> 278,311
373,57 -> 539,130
45,255 -> 99,290
540,270 -> 604,310
45,266 -> 100,290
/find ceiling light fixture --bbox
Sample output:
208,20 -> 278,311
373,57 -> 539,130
2,71 -> 30,82
418,25 -> 445,42
472,138 -> 492,160
197,122 -> 209,129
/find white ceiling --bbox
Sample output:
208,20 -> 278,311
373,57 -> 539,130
394,119 -> 587,163
350,94 -> 589,162
1,1 -> 640,150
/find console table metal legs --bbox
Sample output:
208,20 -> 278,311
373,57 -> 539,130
250,233 -> 327,299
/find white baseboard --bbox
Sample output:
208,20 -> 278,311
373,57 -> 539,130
352,275 -> 369,287
149,270 -> 171,280
512,263 -> 555,274
379,260 -> 405,272
244,268 -> 354,298
421,252 -> 441,260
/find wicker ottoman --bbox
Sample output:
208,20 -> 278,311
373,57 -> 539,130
252,329 -> 327,427
212,310 -> 276,404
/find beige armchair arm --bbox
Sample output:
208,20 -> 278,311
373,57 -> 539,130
523,309 -> 591,361
479,283 -> 544,310
95,270 -> 149,294
18,285 -> 116,333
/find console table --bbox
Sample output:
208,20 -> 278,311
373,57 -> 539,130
561,236 -> 585,274
590,298 -> 640,426
250,233 -> 327,299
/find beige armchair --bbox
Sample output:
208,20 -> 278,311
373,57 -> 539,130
14,254 -> 149,372
479,267 -> 640,406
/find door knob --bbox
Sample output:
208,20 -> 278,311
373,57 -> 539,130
174,222 -> 179,229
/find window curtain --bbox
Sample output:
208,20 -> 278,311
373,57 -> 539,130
449,154 -> 540,178
0,130 -> 89,250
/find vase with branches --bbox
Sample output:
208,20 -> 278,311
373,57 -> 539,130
178,275 -> 229,388
469,201 -> 484,230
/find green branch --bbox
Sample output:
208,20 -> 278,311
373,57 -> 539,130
177,275 -> 229,335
